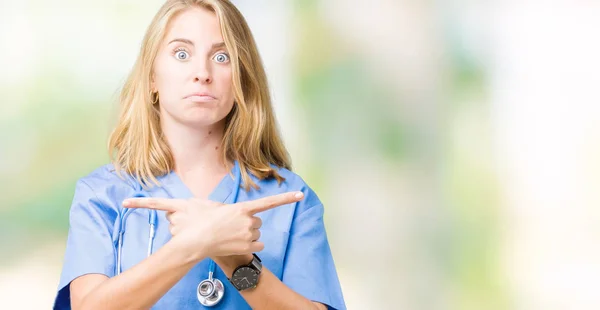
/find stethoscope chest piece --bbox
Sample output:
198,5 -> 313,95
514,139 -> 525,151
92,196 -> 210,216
197,274 -> 225,307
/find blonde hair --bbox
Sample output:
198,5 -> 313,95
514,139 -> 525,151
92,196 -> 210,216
108,0 -> 290,190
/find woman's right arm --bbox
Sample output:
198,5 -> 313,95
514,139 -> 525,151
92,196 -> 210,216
71,238 -> 203,310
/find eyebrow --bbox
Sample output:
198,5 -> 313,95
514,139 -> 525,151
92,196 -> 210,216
211,42 -> 226,50
168,38 -> 194,46
167,39 -> 226,50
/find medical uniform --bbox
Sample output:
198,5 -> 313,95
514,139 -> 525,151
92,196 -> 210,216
53,162 -> 346,310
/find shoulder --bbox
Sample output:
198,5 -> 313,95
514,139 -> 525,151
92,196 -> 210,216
72,163 -> 139,212
78,163 -> 133,188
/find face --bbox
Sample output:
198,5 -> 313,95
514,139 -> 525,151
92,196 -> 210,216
151,7 -> 234,129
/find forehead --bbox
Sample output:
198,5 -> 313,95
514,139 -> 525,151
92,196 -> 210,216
164,7 -> 224,46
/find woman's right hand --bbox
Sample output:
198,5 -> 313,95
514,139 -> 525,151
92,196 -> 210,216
122,191 -> 304,262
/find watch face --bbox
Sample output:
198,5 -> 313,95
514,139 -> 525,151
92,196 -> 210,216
231,266 -> 258,290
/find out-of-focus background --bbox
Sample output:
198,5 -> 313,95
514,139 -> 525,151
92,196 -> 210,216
1,0 -> 600,309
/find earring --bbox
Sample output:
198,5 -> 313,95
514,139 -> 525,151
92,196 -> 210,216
151,92 -> 159,104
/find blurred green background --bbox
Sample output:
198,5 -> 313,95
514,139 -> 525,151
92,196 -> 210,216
2,1 -> 600,309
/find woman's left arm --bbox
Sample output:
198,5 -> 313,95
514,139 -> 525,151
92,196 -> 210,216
214,199 -> 345,310
214,255 -> 327,310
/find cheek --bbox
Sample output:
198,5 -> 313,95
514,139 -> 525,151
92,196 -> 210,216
217,68 -> 234,99
213,68 -> 235,118
154,59 -> 187,97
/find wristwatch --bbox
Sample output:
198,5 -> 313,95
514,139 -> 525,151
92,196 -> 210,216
228,254 -> 262,291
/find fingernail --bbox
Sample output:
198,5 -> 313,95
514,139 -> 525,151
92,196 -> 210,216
122,200 -> 131,207
294,192 -> 304,199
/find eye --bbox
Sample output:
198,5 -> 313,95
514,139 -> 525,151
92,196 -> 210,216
173,48 -> 189,61
213,52 -> 229,63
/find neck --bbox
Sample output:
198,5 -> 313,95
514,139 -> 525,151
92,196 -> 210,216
161,119 -> 228,177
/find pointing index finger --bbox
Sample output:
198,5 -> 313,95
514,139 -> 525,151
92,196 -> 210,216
122,197 -> 184,213
242,191 -> 304,214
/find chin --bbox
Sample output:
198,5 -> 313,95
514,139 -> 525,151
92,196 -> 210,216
163,105 -> 231,129
180,114 -> 227,129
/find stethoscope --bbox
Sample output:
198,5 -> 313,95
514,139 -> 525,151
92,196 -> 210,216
116,161 -> 242,307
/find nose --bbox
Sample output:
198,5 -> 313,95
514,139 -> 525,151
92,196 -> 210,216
194,59 -> 212,84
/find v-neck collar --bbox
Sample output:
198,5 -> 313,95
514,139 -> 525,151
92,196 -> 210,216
157,161 -> 239,204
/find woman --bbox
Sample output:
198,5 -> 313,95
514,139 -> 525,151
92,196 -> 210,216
53,0 -> 346,309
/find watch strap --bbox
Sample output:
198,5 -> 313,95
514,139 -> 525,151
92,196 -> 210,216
249,253 -> 262,273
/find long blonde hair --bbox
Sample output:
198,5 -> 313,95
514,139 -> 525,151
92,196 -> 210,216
108,0 -> 290,190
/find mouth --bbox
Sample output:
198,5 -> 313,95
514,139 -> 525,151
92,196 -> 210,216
184,93 -> 217,102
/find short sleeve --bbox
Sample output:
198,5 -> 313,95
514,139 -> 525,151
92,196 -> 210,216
282,203 -> 346,310
53,180 -> 118,310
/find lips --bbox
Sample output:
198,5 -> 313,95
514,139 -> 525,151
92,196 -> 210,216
184,92 -> 217,102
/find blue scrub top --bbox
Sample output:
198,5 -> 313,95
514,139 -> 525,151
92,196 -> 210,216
53,163 -> 346,310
